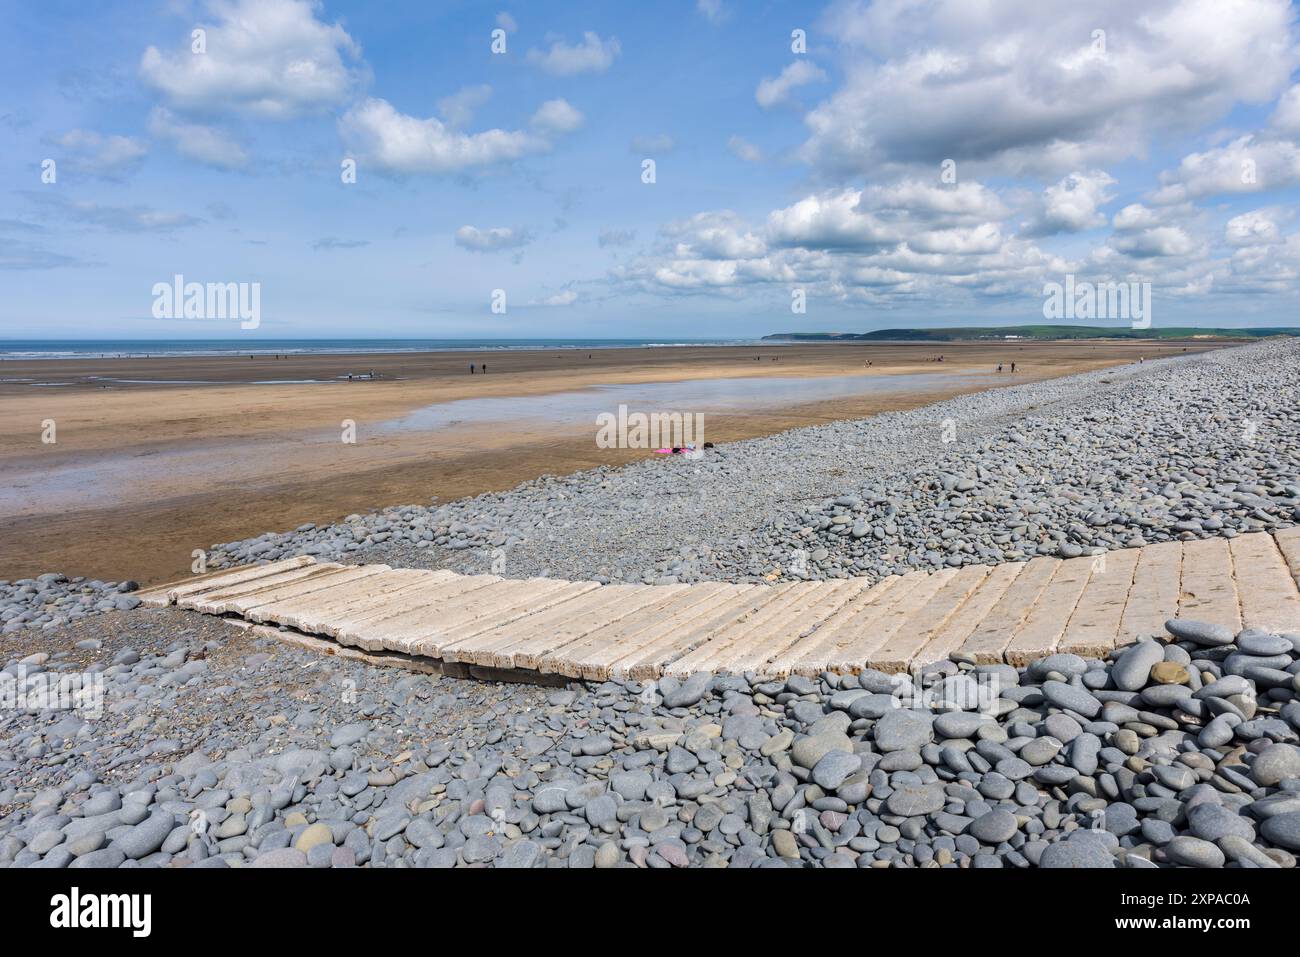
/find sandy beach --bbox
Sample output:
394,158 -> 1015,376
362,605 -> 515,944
1,340 -> 1228,584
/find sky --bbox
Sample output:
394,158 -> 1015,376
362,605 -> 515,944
1,0 -> 1299,340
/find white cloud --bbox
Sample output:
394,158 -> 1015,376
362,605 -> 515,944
51,130 -> 148,178
340,98 -> 581,175
767,190 -> 898,250
802,0 -> 1299,178
1110,224 -> 1199,258
455,225 -> 533,252
530,99 -> 584,135
526,32 -> 620,75
727,135 -> 763,162
140,0 -> 364,118
755,60 -> 827,109
538,289 -> 578,305
1023,171 -> 1116,235
665,212 -> 767,259
1224,209 -> 1284,247
1152,134 -> 1300,202
858,180 -> 1008,224
611,178 -> 1071,304
1111,203 -> 1163,232
906,223 -> 1003,255
149,107 -> 248,169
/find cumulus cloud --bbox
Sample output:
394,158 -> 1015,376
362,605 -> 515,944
1224,209 -> 1284,247
755,60 -> 827,109
149,107 -> 248,169
1151,135 -> 1300,203
1022,171 -> 1116,236
49,130 -> 147,178
609,177 -> 1071,304
530,99 -> 584,135
665,212 -> 767,259
767,191 -> 898,250
857,180 -> 1008,224
526,32 -> 620,75
454,225 -> 533,252
1110,224 -> 1199,258
537,289 -> 578,305
339,97 -> 578,175
140,0 -> 364,118
801,0 -> 1299,178
906,222 -> 1004,255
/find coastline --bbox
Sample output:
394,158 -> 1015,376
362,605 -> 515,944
1,340 -> 1230,584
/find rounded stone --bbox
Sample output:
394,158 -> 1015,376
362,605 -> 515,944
1187,804 -> 1255,843
1149,661 -> 1189,685
1164,619 -> 1234,646
251,848 -> 309,868
1251,743 -> 1300,787
933,711 -> 991,739
772,829 -> 800,859
792,731 -> 853,770
1164,836 -> 1225,868
968,809 -> 1018,845
1238,632 -> 1294,656
884,784 -> 944,817
295,822 -> 334,853
1039,834 -> 1115,868
1112,641 -> 1164,692
1260,812 -> 1300,851
1041,681 -> 1102,719
873,710 -> 934,752
811,750 -> 862,791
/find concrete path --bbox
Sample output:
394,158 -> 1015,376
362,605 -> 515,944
138,529 -> 1300,681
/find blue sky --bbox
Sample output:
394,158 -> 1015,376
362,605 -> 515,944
2,0 -> 1299,339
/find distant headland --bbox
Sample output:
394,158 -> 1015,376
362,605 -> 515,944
763,325 -> 1300,342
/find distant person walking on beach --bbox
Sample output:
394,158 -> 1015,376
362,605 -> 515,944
1010,362 -> 1016,373
996,364 -> 1002,372
469,363 -> 474,374
482,363 -> 487,373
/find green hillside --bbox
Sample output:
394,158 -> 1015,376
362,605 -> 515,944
763,326 -> 1300,342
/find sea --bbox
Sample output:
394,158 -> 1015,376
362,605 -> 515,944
0,338 -> 763,360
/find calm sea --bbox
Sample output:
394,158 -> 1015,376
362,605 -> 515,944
0,338 -> 764,360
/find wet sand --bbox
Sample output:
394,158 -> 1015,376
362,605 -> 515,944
1,340 -> 1230,583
